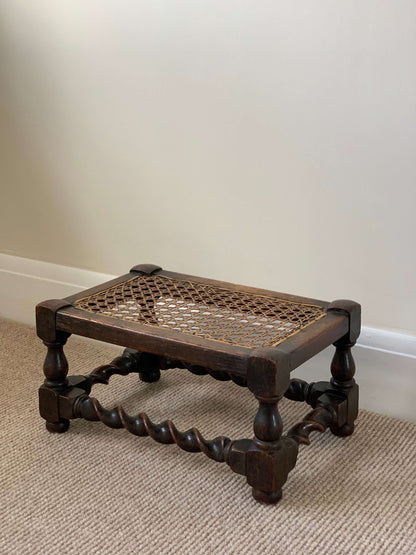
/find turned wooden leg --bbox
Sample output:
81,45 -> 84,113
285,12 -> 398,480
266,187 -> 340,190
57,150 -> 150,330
139,352 -> 161,383
327,299 -> 361,437
251,395 -> 284,503
243,350 -> 298,504
39,334 -> 71,433
122,349 -> 161,383
330,338 -> 358,436
245,394 -> 298,505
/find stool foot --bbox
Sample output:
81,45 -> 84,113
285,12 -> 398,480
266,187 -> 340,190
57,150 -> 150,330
331,422 -> 355,437
123,349 -> 162,383
252,488 -> 282,504
45,419 -> 70,433
140,368 -> 161,383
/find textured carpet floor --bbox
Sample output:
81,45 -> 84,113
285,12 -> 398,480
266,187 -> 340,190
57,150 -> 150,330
0,318 -> 415,554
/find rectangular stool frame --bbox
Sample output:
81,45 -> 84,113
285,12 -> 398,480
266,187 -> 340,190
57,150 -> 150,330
37,264 -> 360,504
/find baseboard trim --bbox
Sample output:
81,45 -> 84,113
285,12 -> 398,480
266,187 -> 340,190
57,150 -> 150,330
0,253 -> 114,325
357,327 -> 416,359
1,253 -> 415,421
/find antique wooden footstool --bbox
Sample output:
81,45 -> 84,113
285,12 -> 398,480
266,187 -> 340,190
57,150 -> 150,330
37,264 -> 360,504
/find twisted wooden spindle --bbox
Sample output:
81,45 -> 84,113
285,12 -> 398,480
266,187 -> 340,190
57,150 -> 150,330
87,354 -> 139,385
73,395 -> 232,463
185,364 -> 247,387
287,407 -> 334,445
161,358 -> 248,387
284,378 -> 311,402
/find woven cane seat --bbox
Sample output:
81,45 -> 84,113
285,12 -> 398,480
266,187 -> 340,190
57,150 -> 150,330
74,274 -> 325,349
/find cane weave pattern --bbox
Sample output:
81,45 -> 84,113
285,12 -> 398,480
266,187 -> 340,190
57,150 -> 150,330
74,275 -> 325,348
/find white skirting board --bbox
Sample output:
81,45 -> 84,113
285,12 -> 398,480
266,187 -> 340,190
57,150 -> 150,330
1,253 -> 415,423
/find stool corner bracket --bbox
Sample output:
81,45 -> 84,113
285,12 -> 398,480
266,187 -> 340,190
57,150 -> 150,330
129,264 -> 163,275
327,299 -> 361,344
36,299 -> 73,343
226,436 -> 299,503
247,348 -> 291,398
247,436 -> 299,497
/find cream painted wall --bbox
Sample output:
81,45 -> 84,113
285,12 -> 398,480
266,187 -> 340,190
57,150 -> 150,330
1,1 -> 415,335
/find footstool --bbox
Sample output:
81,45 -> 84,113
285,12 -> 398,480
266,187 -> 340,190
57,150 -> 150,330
37,264 -> 360,504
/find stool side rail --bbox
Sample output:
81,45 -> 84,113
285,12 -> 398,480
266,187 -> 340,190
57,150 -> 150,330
55,307 -> 250,376
150,268 -> 330,308
62,265 -> 331,309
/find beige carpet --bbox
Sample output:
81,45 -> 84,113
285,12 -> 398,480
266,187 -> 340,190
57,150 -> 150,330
0,318 -> 415,554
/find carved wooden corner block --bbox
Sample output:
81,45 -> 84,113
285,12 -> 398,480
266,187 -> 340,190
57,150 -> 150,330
36,299 -> 73,344
39,385 -> 60,423
57,376 -> 93,420
326,383 -> 359,437
296,380 -> 358,439
247,349 -> 291,398
227,437 -> 299,504
287,379 -> 358,438
129,264 -> 162,275
327,299 -> 361,345
246,437 -> 299,503
39,375 -> 92,430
